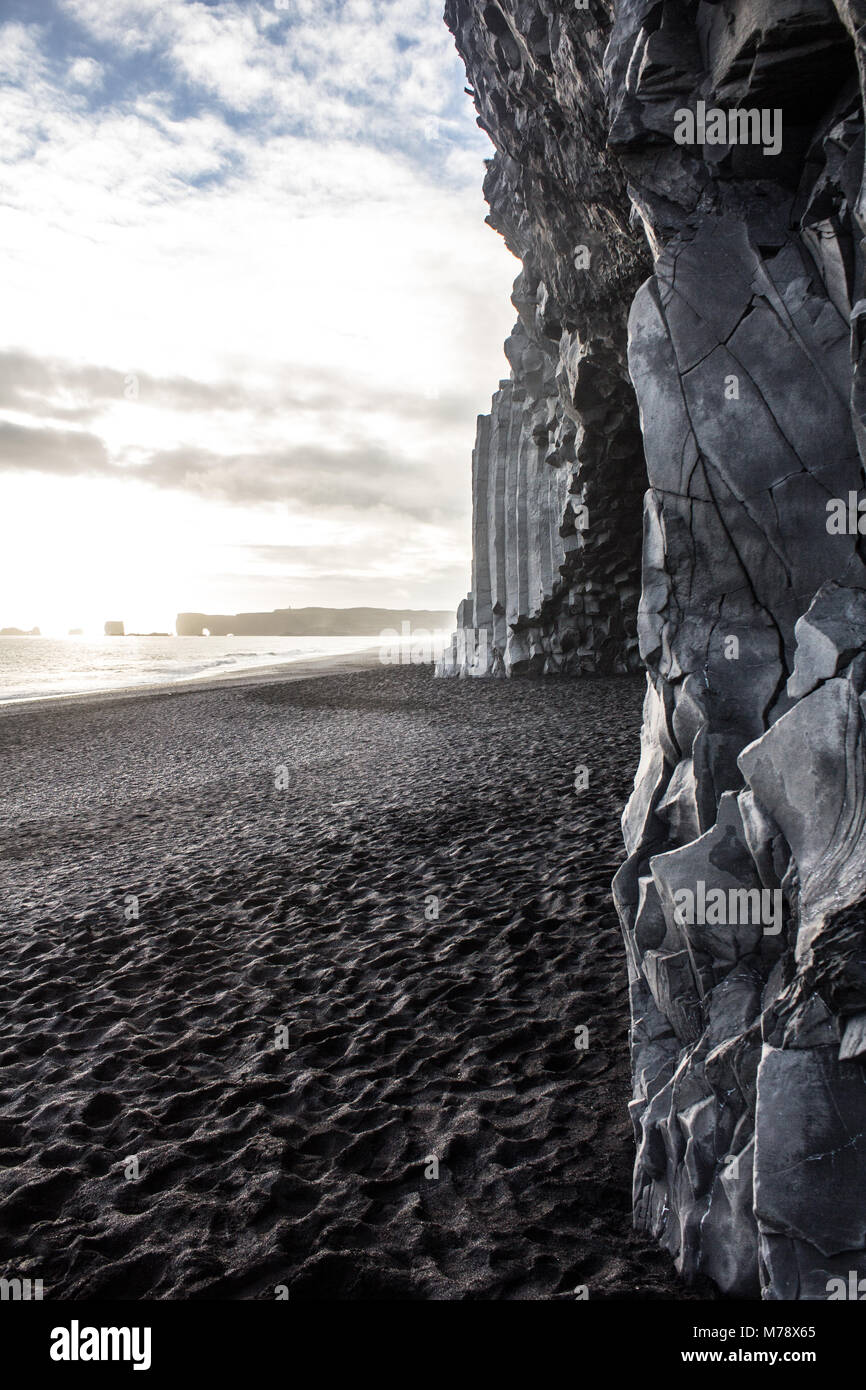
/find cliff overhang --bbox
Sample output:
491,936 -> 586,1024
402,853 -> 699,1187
442,0 -> 866,1299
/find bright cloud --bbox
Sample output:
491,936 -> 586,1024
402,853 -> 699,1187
0,0 -> 517,633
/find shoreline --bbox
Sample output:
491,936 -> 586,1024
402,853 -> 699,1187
0,644 -> 385,716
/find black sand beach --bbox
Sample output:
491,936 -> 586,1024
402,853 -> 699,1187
0,665 -> 706,1300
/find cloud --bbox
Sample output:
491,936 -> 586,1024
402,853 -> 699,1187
56,0 -> 479,162
0,392 -> 470,527
68,55 -> 103,87
0,347 -> 485,522
0,427 -> 465,522
0,419 -> 109,472
0,0 -> 518,620
139,439 -> 458,519
0,348 -> 480,426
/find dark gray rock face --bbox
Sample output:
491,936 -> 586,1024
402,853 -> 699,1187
438,311 -> 646,674
439,1 -> 649,675
444,0 -> 866,1298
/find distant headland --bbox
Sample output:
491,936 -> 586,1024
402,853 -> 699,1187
176,608 -> 454,637
0,627 -> 41,637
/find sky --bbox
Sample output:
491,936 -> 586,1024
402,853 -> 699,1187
0,0 -> 517,635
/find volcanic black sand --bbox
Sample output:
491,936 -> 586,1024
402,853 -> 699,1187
0,666 -> 710,1300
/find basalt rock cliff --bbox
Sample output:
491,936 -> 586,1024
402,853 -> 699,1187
442,0 -> 866,1299
439,0 -> 650,675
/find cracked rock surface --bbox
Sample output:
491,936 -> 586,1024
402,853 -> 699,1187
442,0 -> 866,1297
438,1 -> 649,675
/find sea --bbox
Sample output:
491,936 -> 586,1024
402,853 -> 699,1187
0,634 -> 388,705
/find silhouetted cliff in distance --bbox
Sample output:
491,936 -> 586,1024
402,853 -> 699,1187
176,608 -> 454,637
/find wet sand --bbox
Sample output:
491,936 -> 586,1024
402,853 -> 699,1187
0,665 -> 711,1300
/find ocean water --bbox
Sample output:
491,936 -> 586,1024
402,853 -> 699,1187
0,635 -> 384,705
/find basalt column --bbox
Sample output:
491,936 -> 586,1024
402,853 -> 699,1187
606,0 -> 866,1297
444,0 -> 866,1299
439,0 -> 649,676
